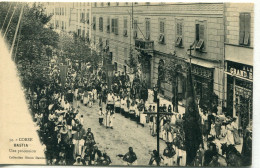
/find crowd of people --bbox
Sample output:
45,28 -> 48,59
24,56 -> 252,166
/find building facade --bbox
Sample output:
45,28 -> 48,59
224,3 -> 254,129
91,2 -> 225,110
43,2 -> 92,40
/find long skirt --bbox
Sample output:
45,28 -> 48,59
115,107 -> 120,113
164,131 -> 173,142
140,114 -> 147,124
105,114 -> 111,127
233,129 -> 241,144
226,130 -> 235,145
83,96 -> 89,105
164,156 -> 174,166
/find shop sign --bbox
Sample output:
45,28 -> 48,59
227,61 -> 253,80
191,64 -> 213,79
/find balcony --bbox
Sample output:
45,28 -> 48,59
135,39 -> 154,53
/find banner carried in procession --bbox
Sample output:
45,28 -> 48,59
59,65 -> 68,88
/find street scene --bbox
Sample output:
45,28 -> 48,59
0,1 -> 253,167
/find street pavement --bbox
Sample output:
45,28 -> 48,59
73,100 -> 167,166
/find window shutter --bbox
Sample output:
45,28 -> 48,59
179,22 -> 183,36
199,24 -> 204,40
124,19 -> 127,29
196,24 -> 200,41
177,22 -> 180,36
244,13 -> 250,45
160,21 -> 164,34
239,13 -> 245,44
112,19 -> 114,33
115,19 -> 118,34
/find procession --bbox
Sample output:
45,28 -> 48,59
26,56 -> 251,166
0,1 -> 253,167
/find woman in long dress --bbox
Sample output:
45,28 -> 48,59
226,121 -> 235,145
232,118 -> 241,145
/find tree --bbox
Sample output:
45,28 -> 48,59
0,2 -> 59,91
165,58 -> 185,112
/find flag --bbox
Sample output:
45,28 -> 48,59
183,64 -> 202,165
60,65 -> 68,88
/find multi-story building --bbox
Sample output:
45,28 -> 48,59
91,2 -> 225,110
43,2 -> 91,40
223,3 -> 254,129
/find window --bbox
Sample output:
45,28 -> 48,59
99,37 -> 103,47
94,2 -> 97,7
123,18 -> 127,36
93,16 -> 96,30
145,18 -> 150,40
116,2 -> 119,6
112,18 -> 118,35
107,17 -> 110,33
77,29 -> 81,36
82,29 -> 85,38
175,20 -> 183,47
86,13 -> 89,24
133,19 -> 138,39
124,48 -> 127,59
159,19 -> 165,44
107,2 -> 110,6
80,13 -> 85,23
194,21 -> 207,51
125,2 -> 129,5
239,13 -> 250,46
61,21 -> 64,30
99,17 -> 103,31
101,2 -> 104,6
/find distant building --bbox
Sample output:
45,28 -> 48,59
43,2 -> 91,40
224,3 -> 253,128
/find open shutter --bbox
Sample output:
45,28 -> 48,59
244,13 -> 250,45
239,13 -> 245,44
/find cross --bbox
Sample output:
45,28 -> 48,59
143,98 -> 173,166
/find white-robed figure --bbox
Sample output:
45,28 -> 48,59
93,88 -> 97,102
88,91 -> 93,108
105,109 -> 111,128
83,91 -> 89,106
226,121 -> 235,145
74,88 -> 79,100
120,97 -> 126,115
114,95 -> 121,113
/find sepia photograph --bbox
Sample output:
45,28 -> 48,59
0,1 -> 255,167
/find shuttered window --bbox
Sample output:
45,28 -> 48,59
176,22 -> 183,37
195,21 -> 207,51
196,24 -> 200,41
111,19 -> 115,33
124,18 -> 127,29
123,18 -> 127,36
160,21 -> 165,34
93,16 -> 96,30
239,13 -> 250,46
175,20 -> 183,47
99,17 -> 103,31
145,18 -> 150,40
133,19 -> 138,39
107,17 -> 110,33
114,18 -> 118,35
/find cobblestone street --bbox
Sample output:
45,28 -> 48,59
74,100 -> 167,165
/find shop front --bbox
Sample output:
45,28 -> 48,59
191,64 -> 214,112
225,61 -> 253,130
